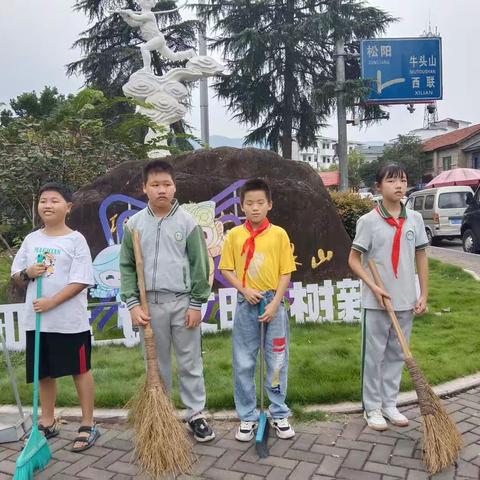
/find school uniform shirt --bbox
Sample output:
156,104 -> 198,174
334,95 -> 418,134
352,203 -> 429,311
219,223 -> 296,291
11,230 -> 94,333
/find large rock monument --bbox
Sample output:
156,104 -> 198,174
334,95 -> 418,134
70,147 -> 352,289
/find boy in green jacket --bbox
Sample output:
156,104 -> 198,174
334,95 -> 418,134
120,159 -> 215,442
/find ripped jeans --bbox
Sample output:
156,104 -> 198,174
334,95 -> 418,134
232,290 -> 290,421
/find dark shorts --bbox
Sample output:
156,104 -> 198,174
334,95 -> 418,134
26,330 -> 92,383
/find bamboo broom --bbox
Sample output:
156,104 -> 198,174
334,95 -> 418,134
368,260 -> 463,474
128,229 -> 193,477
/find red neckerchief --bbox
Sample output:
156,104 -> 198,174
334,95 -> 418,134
241,218 -> 270,287
376,205 -> 405,278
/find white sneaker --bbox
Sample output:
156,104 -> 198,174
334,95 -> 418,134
364,409 -> 388,431
235,421 -> 257,442
270,418 -> 295,439
382,407 -> 409,427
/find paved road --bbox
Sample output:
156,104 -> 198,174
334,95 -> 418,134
433,239 -> 463,252
1,387 -> 480,480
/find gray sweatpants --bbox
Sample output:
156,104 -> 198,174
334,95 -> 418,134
140,292 -> 206,420
361,308 -> 414,412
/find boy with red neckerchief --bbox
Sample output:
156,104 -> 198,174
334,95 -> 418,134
219,178 -> 297,442
349,164 -> 429,432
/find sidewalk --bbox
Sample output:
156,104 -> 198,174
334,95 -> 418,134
428,245 -> 480,279
1,387 -> 480,479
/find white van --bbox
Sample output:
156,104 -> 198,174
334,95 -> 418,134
405,186 -> 474,244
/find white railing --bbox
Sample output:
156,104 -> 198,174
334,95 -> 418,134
0,279 -> 367,351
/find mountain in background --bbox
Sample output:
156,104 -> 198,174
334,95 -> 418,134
189,135 -> 385,150
189,135 -> 259,149
209,135 -> 246,148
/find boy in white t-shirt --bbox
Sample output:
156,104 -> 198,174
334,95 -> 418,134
11,182 -> 99,452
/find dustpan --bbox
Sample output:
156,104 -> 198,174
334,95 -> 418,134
0,331 -> 32,443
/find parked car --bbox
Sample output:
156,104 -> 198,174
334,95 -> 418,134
461,188 -> 480,253
405,186 -> 473,245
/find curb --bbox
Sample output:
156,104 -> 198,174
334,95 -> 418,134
2,372 -> 480,423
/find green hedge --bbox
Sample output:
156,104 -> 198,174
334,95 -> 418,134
330,191 -> 374,239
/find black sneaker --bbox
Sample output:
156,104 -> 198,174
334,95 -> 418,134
188,415 -> 216,443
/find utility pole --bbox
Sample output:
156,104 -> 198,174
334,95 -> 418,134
198,2 -> 210,146
335,0 -> 349,191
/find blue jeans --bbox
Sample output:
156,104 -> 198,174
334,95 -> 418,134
232,291 -> 290,421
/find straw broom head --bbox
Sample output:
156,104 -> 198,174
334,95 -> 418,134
368,260 -> 463,474
128,229 -> 194,476
404,357 -> 463,474
127,382 -> 193,476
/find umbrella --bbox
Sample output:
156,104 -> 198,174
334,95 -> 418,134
425,168 -> 480,188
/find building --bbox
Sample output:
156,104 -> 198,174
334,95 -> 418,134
408,118 -> 471,141
294,135 -> 365,170
356,143 -> 386,163
318,171 -> 340,188
422,123 -> 480,178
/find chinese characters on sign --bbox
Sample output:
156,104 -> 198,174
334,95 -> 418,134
1,278 -> 362,350
361,37 -> 442,103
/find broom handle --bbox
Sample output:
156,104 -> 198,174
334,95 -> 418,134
33,254 -> 44,426
132,229 -> 161,388
367,260 -> 413,359
259,299 -> 266,411
132,230 -> 150,317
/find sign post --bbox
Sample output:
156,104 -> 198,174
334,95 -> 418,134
360,37 -> 442,104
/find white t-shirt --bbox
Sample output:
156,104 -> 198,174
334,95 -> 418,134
11,230 -> 94,333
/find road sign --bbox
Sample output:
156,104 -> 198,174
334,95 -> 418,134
360,37 -> 442,103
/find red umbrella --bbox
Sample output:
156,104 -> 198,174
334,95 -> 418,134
425,168 -> 480,188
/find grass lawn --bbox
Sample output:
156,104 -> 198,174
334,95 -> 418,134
1,259 -> 479,410
0,254 -> 12,304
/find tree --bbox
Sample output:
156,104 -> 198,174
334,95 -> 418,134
380,135 -> 426,186
358,156 -> 380,189
1,86 -> 68,133
358,135 -> 427,188
0,88 -> 168,248
348,149 -> 366,190
9,86 -> 66,119
198,0 -> 394,159
319,163 -> 338,172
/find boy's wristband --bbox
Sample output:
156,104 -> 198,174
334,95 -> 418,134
20,268 -> 32,282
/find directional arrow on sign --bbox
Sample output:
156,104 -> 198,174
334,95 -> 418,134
376,70 -> 405,94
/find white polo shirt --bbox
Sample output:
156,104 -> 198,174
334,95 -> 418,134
352,204 -> 429,311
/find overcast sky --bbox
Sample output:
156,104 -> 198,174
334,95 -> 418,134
1,0 -> 478,143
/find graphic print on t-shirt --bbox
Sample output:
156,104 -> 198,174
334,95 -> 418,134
43,252 -> 56,276
35,247 -> 60,277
